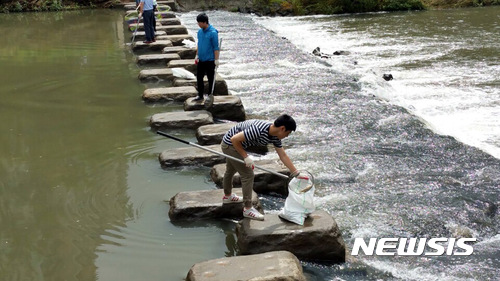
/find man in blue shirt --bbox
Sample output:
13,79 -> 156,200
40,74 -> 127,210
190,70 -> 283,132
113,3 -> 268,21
193,13 -> 220,102
139,0 -> 155,44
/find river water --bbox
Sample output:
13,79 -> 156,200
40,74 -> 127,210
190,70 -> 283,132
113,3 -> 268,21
0,7 -> 499,281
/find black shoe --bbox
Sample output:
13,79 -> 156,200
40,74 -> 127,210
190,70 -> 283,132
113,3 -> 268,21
143,40 -> 153,44
193,96 -> 204,102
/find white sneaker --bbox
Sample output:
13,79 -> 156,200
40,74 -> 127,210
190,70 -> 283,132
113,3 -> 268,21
243,207 -> 264,221
222,193 -> 243,204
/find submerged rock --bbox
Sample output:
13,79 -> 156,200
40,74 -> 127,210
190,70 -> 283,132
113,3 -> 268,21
312,47 -> 331,58
333,50 -> 350,56
383,74 -> 393,81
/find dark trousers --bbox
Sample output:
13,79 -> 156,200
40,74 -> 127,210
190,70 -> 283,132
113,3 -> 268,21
143,10 -> 155,42
153,5 -> 156,32
196,61 -> 215,98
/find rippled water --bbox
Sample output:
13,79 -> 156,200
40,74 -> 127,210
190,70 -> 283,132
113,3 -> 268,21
179,8 -> 500,281
1,7 -> 499,281
255,7 -> 500,160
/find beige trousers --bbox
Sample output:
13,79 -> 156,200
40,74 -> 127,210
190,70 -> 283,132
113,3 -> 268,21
221,143 -> 254,208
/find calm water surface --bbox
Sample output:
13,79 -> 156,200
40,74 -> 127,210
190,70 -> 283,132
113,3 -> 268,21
0,9 -> 223,281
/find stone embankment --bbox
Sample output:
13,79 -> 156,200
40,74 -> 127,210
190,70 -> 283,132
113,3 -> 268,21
122,1 -> 346,279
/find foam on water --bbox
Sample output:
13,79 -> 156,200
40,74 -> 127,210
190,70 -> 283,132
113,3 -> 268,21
177,10 -> 500,280
254,13 -> 500,159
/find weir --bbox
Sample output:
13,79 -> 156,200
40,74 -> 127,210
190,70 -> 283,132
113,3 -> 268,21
123,2 -> 346,279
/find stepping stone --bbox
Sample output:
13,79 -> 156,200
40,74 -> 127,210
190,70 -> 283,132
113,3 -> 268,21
157,18 -> 182,25
130,19 -> 182,31
174,75 -> 229,96
157,1 -> 176,11
236,210 -> 346,263
186,251 -> 306,281
158,17 -> 181,25
156,11 -> 176,18
184,95 -> 246,122
143,86 -> 198,102
158,25 -> 189,35
159,144 -> 224,168
168,188 -> 262,221
162,46 -> 197,59
167,59 -> 197,73
130,30 -> 166,41
125,14 -> 170,25
132,40 -> 173,52
123,3 -> 137,10
157,34 -> 195,45
211,160 -> 289,196
138,68 -> 174,82
136,53 -> 180,65
196,122 -> 237,145
150,110 -> 213,130
195,122 -> 269,152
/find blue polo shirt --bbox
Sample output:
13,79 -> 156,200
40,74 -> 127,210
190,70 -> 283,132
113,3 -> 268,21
197,25 -> 219,62
140,0 -> 154,11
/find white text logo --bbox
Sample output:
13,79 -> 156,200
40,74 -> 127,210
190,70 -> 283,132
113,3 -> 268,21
351,238 -> 476,256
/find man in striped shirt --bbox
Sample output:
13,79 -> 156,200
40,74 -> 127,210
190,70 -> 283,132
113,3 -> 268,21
221,114 -> 299,220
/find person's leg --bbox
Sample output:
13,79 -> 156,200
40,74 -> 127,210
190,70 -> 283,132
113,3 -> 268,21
238,165 -> 255,209
150,10 -> 155,41
221,143 -> 237,196
152,5 -> 157,34
196,61 -> 207,99
143,10 -> 153,42
206,61 -> 215,96
222,144 -> 254,208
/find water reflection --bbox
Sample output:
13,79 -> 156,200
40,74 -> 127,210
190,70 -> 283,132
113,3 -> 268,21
0,10 -> 139,280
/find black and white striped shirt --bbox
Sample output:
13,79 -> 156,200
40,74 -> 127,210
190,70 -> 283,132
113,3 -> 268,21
222,120 -> 282,149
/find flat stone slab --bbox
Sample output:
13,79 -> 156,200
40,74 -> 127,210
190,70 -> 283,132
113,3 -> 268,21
185,95 -> 246,122
167,59 -> 197,73
159,144 -> 224,168
195,122 -> 269,153
211,159 -> 289,196
162,46 -> 197,59
143,86 -> 198,102
174,75 -> 229,96
124,3 -> 139,10
186,251 -> 306,281
236,210 -> 346,263
132,40 -> 173,52
196,123 -> 237,145
168,188 -> 262,221
136,53 -> 180,65
150,110 -> 214,130
157,34 -> 195,45
156,25 -> 189,35
157,1 -> 176,11
156,11 -> 176,18
130,30 -> 166,41
130,19 -> 182,31
138,68 -> 174,82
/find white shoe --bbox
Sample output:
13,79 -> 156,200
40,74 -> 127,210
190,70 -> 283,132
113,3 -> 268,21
222,193 -> 243,204
243,207 -> 264,221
